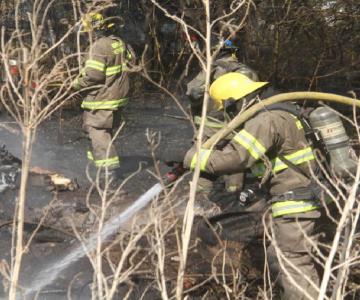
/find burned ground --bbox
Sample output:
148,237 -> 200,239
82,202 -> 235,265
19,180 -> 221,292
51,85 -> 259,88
0,94 -> 269,299
0,94 -> 185,297
2,93 -> 360,299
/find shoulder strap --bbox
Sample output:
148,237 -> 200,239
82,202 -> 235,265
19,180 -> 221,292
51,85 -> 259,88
260,103 -> 327,178
258,102 -> 315,139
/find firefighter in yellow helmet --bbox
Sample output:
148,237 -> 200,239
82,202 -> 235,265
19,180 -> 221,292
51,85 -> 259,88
186,39 -> 259,195
184,72 -> 331,299
72,9 -> 133,182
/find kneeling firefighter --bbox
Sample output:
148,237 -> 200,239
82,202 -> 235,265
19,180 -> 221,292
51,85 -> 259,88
186,39 -> 259,195
72,8 -> 134,182
184,73 -> 358,299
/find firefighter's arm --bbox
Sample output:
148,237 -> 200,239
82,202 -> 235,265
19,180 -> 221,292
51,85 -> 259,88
184,113 -> 279,175
73,42 -> 106,90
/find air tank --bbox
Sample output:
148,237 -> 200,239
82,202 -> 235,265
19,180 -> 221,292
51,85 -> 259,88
309,107 -> 358,178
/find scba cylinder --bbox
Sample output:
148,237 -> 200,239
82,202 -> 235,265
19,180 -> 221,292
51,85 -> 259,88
309,107 -> 358,177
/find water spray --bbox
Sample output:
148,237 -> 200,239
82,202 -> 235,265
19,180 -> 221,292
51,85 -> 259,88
24,183 -> 163,296
24,163 -> 184,296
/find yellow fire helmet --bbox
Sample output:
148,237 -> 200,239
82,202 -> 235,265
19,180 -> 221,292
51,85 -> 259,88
209,72 -> 269,110
81,12 -> 115,33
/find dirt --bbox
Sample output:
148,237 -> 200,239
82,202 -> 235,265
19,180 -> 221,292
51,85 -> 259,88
0,94 -> 267,299
1,93 -> 193,186
2,94 -> 360,299
0,94 -> 193,297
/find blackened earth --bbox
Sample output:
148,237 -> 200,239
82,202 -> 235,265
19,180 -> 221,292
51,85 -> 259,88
0,95 -> 267,299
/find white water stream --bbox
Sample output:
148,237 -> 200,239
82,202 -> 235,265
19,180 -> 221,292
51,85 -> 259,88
24,182 -> 164,296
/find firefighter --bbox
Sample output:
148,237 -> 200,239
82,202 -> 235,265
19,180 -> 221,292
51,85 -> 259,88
187,39 -> 258,116
184,72 -> 331,299
186,39 -> 259,195
72,9 -> 133,181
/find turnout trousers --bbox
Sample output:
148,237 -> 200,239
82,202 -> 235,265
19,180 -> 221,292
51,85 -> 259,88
83,109 -> 122,170
270,215 -> 320,300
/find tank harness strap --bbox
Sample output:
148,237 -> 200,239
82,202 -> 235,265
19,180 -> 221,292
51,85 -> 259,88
271,183 -> 322,202
270,180 -> 333,217
277,153 -> 310,180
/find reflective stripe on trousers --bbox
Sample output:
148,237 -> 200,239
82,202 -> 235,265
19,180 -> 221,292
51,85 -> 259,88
271,200 -> 320,217
87,151 -> 120,168
81,98 -> 128,110
251,146 -> 315,177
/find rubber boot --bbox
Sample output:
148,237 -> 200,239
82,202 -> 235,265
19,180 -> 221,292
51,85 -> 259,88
98,168 -> 125,196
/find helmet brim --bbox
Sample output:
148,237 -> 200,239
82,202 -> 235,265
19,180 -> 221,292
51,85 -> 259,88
231,81 -> 269,101
211,81 -> 269,110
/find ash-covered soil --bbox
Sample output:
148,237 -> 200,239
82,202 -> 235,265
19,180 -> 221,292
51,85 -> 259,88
2,95 -> 360,299
0,94 -> 198,298
0,95 -> 268,299
0,93 -> 193,190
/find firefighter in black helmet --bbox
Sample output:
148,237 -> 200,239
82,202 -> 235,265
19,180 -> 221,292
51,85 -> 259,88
72,8 -> 133,182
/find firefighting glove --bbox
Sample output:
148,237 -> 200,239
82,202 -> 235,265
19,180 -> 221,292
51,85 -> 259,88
165,162 -> 185,183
